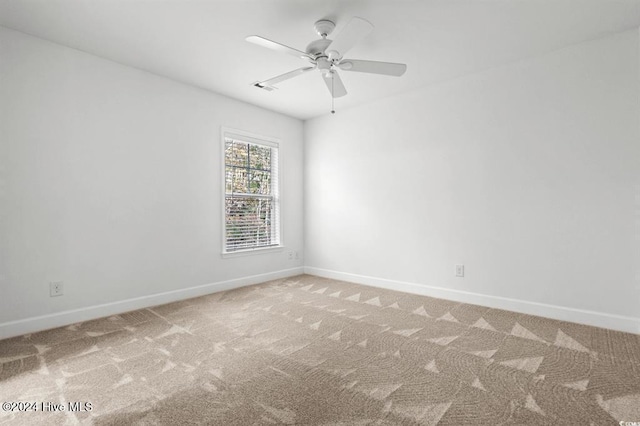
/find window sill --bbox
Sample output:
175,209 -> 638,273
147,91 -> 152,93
221,245 -> 283,258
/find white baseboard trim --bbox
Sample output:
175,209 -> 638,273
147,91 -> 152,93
304,267 -> 640,334
0,267 -> 304,340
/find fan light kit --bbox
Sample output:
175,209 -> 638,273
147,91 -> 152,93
246,17 -> 407,114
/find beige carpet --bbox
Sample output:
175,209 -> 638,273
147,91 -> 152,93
1,274 -> 639,425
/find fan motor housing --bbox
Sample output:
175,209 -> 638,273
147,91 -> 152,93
305,39 -> 332,57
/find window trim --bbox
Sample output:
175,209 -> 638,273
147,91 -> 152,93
220,127 -> 283,257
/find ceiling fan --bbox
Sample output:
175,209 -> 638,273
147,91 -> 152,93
246,17 -> 407,100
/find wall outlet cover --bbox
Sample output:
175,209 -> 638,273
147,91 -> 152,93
50,281 -> 64,297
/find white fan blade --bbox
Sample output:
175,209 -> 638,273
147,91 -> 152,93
259,67 -> 315,87
322,71 -> 347,98
338,59 -> 407,76
326,17 -> 373,60
246,36 -> 312,60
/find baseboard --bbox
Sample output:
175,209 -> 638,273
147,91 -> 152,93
0,267 -> 305,340
4,266 -> 637,339
304,267 -> 640,335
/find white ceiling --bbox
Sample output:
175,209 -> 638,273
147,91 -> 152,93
2,0 -> 640,120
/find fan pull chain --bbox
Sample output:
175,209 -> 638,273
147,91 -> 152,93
331,71 -> 335,114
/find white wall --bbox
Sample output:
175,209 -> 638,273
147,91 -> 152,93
0,27 -> 304,334
2,25 -> 639,337
305,29 -> 640,332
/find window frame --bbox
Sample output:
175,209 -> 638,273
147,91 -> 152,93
220,127 -> 283,257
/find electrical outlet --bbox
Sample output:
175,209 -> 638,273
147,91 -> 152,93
288,251 -> 294,260
50,281 -> 64,297
455,265 -> 464,278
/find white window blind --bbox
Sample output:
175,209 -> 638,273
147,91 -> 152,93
223,131 -> 280,253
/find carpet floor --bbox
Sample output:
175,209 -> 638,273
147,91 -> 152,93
1,274 -> 639,425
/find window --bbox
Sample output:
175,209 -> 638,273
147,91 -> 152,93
222,129 -> 280,253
